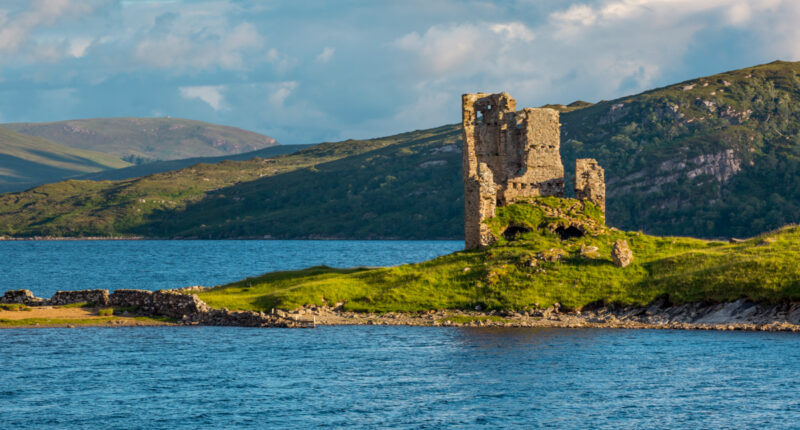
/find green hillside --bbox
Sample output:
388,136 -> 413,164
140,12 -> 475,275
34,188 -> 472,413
1,61 -> 800,239
197,198 -> 800,313
74,144 -> 311,182
4,117 -> 278,163
0,127 -> 131,193
0,128 -> 431,237
561,60 -> 800,238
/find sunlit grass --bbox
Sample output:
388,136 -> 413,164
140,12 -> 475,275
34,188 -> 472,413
198,200 -> 800,313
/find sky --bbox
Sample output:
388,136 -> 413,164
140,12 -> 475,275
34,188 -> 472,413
0,0 -> 799,145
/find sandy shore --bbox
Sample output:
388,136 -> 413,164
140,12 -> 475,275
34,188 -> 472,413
0,306 -> 175,328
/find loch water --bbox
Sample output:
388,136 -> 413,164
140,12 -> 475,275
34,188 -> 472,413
2,240 -> 800,429
0,240 -> 463,298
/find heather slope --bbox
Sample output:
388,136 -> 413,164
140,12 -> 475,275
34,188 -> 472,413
4,117 -> 278,163
73,144 -> 311,182
0,127 -> 440,237
0,127 -> 131,193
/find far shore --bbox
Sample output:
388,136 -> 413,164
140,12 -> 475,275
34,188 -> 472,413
0,236 -> 461,241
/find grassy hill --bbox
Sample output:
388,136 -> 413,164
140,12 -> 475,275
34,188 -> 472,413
197,198 -> 800,313
2,61 -> 800,239
4,117 -> 278,163
0,127 -> 131,193
73,144 -> 311,182
561,60 -> 800,238
0,128 -> 435,237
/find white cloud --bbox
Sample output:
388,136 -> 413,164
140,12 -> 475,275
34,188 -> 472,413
550,4 -> 597,28
489,22 -> 535,42
267,81 -> 298,107
3,0 -> 800,145
0,0 -> 95,56
265,48 -> 297,73
179,85 -> 227,111
135,19 -> 264,70
315,46 -> 335,63
68,38 -> 92,58
395,21 -> 535,76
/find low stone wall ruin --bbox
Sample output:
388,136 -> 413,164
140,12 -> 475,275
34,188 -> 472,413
109,289 -> 209,319
1,289 -> 46,305
50,289 -> 110,306
1,287 -> 308,327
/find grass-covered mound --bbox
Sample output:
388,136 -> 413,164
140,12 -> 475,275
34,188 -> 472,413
198,197 -> 800,313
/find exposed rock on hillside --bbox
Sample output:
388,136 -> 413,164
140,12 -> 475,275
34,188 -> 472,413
612,239 -> 633,267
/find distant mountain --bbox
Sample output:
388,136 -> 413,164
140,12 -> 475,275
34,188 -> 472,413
0,127 -> 131,193
2,61 -> 800,239
3,117 -> 278,163
75,144 -> 312,182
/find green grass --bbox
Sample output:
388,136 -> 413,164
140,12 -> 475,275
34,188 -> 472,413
198,199 -> 800,313
0,304 -> 31,311
0,126 -> 130,192
97,308 -> 114,316
111,305 -> 139,314
61,302 -> 94,308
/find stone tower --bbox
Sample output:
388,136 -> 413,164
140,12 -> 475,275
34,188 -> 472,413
574,158 -> 606,213
462,92 -> 565,249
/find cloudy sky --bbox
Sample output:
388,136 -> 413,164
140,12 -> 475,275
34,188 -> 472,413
0,0 -> 798,144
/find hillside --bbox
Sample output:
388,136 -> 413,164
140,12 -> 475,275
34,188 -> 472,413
4,117 -> 278,163
1,61 -> 800,239
0,127 -> 441,237
197,198 -> 800,313
561,60 -> 800,238
0,127 -> 131,193
74,144 -> 311,182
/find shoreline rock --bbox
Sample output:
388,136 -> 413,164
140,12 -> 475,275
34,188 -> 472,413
2,288 -> 799,331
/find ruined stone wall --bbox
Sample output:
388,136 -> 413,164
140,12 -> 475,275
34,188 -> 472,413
575,158 -> 606,213
462,92 -> 565,248
50,289 -> 110,306
108,289 -> 209,318
1,289 -> 41,305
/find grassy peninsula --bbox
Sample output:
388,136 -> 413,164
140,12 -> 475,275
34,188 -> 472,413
197,197 -> 800,313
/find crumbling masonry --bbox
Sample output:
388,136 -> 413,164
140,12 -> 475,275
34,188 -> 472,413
574,158 -> 606,213
462,92 -> 605,249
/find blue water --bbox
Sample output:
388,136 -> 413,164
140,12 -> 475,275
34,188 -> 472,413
1,326 -> 799,428
2,241 -> 800,428
0,240 -> 462,298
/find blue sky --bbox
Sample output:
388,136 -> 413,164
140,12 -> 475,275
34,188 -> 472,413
0,0 -> 798,145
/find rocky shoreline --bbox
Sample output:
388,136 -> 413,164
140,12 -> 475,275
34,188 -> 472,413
2,288 -> 799,332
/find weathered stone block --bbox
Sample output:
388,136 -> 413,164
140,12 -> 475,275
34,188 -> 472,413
612,240 -> 634,267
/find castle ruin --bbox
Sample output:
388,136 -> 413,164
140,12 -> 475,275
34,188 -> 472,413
462,92 -> 605,249
575,158 -> 606,213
